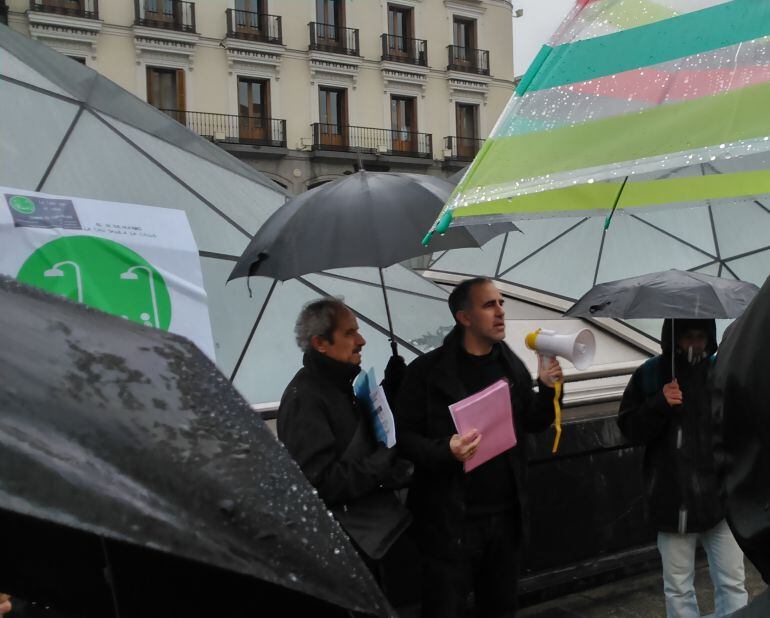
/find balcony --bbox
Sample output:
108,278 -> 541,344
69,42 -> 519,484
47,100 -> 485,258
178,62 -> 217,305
308,22 -> 359,56
311,123 -> 432,159
134,0 -> 195,34
161,109 -> 286,148
29,0 -> 99,20
380,34 -> 427,66
444,136 -> 484,162
447,45 -> 490,75
226,9 -> 281,45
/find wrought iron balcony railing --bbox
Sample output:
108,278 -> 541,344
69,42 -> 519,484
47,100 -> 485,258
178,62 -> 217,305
134,0 -> 195,34
29,0 -> 99,20
312,123 -> 432,158
447,45 -> 490,75
226,9 -> 281,45
444,136 -> 485,161
380,34 -> 427,66
308,22 -> 359,56
161,109 -> 286,148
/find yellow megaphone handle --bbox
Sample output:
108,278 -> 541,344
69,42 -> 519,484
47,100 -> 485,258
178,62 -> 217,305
552,381 -> 562,454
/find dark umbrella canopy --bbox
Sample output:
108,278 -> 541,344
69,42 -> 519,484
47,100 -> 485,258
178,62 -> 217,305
712,275 -> 770,583
0,276 -> 391,617
564,269 -> 759,319
228,171 -> 515,281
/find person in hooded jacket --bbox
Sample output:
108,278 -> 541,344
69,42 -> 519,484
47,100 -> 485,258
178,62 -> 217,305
618,318 -> 747,618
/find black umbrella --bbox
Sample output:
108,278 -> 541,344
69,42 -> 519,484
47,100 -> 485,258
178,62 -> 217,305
565,269 -> 759,378
228,171 -> 515,353
0,276 -> 392,618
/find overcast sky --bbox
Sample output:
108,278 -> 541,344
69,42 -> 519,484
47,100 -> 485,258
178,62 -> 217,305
513,0 -> 575,76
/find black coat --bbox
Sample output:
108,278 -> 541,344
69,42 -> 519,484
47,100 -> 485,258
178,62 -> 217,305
714,275 -> 770,583
394,327 -> 556,559
617,318 -> 724,533
277,350 -> 397,507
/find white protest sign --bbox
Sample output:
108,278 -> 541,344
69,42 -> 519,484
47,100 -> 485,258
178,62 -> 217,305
0,186 -> 215,359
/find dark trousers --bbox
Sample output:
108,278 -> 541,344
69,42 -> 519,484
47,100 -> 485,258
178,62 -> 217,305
421,511 -> 522,618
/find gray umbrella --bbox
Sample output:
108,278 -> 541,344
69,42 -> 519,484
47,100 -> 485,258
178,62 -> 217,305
229,170 -> 514,352
565,269 -> 759,379
564,269 -> 759,320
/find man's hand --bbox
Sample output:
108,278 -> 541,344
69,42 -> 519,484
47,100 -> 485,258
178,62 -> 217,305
663,379 -> 683,407
538,355 -> 564,388
0,593 -> 11,616
450,429 -> 481,462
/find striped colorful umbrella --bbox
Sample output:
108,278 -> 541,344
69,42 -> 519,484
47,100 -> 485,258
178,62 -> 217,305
426,0 -> 770,242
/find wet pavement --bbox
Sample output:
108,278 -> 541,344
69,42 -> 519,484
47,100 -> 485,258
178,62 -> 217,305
518,558 -> 767,617
394,557 -> 766,617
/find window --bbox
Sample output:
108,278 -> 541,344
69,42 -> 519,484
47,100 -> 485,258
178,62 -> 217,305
387,4 -> 413,55
455,103 -> 479,158
316,0 -> 344,40
391,95 -> 416,153
318,87 -> 348,147
236,0 -> 265,12
146,67 -> 185,121
235,0 -> 266,32
238,78 -> 270,142
43,0 -> 82,11
453,17 -> 476,49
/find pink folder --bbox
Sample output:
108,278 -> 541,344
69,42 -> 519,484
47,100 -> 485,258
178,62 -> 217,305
449,379 -> 517,473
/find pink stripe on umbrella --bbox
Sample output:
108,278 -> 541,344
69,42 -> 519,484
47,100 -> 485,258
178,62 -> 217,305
563,65 -> 770,104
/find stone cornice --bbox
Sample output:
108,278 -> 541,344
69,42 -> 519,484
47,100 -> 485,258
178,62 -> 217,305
27,11 -> 102,58
133,31 -> 199,68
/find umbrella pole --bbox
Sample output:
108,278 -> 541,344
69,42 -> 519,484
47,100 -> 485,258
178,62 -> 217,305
100,537 -> 123,618
378,268 -> 398,356
671,319 -> 676,381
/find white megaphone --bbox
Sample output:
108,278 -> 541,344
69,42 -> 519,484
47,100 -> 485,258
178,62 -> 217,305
524,328 -> 596,370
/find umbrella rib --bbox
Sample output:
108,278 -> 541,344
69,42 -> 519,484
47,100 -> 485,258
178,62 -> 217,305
297,276 -> 423,356
229,279 -> 278,382
35,104 -> 85,191
199,250 -> 239,262
497,218 -> 588,279
90,110 -> 254,240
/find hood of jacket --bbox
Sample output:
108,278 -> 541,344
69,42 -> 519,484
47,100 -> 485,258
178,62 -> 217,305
660,318 -> 718,361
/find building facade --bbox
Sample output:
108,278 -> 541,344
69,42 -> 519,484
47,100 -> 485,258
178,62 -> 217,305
4,0 -> 514,193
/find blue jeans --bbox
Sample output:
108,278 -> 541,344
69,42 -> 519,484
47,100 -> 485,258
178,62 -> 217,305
657,519 -> 748,618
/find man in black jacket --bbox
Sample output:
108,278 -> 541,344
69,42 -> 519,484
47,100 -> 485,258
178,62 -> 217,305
277,298 -> 412,570
618,318 -> 747,618
395,277 -> 562,618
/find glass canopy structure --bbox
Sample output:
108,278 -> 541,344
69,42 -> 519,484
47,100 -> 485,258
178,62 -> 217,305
0,24 -> 453,403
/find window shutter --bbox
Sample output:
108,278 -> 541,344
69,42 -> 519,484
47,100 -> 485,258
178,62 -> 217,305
176,69 -> 186,111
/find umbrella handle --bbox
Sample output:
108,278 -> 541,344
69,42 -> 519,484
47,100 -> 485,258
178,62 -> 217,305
551,381 -> 562,454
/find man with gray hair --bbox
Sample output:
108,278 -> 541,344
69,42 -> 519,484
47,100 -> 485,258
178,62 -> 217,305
277,298 -> 413,573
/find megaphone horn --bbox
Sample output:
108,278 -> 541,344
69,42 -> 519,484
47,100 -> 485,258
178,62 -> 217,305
524,328 -> 596,371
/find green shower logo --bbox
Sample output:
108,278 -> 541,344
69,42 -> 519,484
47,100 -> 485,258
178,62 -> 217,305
9,196 -> 36,215
17,236 -> 172,330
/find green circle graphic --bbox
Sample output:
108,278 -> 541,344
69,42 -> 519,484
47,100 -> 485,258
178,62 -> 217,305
17,236 -> 172,331
9,196 -> 36,215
